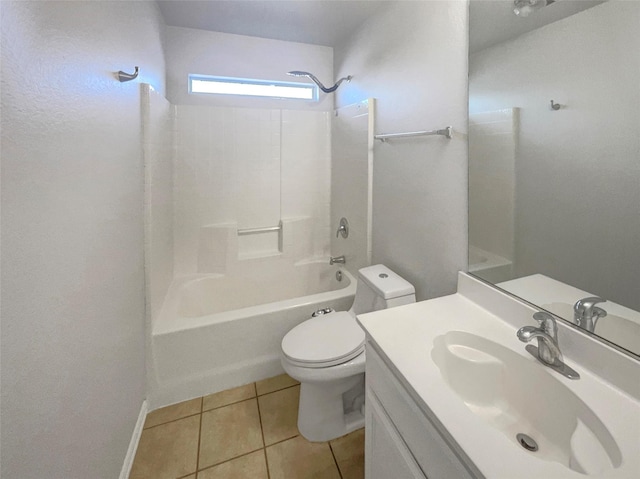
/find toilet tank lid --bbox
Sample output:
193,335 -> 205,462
357,264 -> 415,300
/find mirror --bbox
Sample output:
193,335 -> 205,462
468,0 -> 640,357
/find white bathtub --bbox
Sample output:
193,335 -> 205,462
149,261 -> 356,409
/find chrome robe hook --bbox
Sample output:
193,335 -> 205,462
117,66 -> 139,82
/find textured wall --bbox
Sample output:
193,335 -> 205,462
469,1 -> 640,311
0,2 -> 166,478
334,1 -> 469,301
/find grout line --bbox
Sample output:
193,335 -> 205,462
143,412 -> 202,431
195,411 -> 203,474
256,382 -> 300,398
196,446 -> 265,473
265,434 -> 300,449
200,382 -> 258,413
256,394 -> 267,449
202,395 -> 258,413
329,442 -> 344,479
255,392 -> 271,478
263,447 -> 271,479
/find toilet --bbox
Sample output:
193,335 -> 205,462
281,264 -> 415,442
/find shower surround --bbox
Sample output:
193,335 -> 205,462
142,85 -> 353,408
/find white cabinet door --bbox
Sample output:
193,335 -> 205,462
366,392 -> 427,479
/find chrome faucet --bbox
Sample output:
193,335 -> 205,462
574,296 -> 607,332
517,312 -> 580,379
329,255 -> 346,265
336,217 -> 349,238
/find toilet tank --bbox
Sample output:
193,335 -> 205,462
351,264 -> 416,315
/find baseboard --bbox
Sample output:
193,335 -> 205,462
119,399 -> 148,479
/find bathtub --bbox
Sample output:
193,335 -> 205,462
468,245 -> 513,284
149,261 -> 356,409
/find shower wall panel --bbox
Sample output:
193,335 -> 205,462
142,84 -> 175,322
330,100 -> 373,276
173,105 -> 330,274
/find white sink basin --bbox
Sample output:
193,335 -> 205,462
431,331 -> 622,475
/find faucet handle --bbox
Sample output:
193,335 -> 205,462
574,296 -> 605,318
336,217 -> 349,238
533,311 -> 557,337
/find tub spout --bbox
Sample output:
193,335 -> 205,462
329,255 -> 346,265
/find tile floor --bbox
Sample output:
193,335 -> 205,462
130,374 -> 364,479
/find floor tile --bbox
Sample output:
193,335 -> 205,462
258,384 -> 300,445
144,397 -> 202,429
330,428 -> 365,479
256,373 -> 299,396
197,450 -> 268,479
203,383 -> 256,411
199,398 -> 264,469
266,435 -> 341,479
130,415 -> 200,479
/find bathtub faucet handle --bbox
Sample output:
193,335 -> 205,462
336,217 -> 349,238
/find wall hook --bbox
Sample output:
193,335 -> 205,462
550,100 -> 561,111
117,66 -> 139,82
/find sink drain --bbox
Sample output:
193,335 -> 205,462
516,433 -> 538,452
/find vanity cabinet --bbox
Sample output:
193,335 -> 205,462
365,343 -> 478,479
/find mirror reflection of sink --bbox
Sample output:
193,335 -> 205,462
431,331 -> 622,475
542,303 -> 640,355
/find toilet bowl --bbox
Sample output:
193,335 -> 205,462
281,264 -> 415,442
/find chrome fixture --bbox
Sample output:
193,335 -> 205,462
574,297 -> 607,333
286,71 -> 352,93
513,0 -> 556,17
117,66 -> 139,82
517,312 -> 580,379
336,217 -> 349,238
329,255 -> 346,265
516,433 -> 539,452
335,270 -> 343,282
237,221 -> 282,236
375,126 -> 453,142
312,307 -> 334,317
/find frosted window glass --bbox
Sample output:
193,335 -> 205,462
189,75 -> 317,101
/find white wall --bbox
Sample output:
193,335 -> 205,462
0,2 -> 166,478
165,26 -> 334,111
334,1 -> 469,301
469,1 -> 640,310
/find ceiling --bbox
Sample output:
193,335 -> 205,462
158,0 -> 606,52
157,0 -> 393,48
469,0 -> 605,53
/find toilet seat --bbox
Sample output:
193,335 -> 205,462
282,312 -> 365,368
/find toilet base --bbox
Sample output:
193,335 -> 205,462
297,373 -> 365,442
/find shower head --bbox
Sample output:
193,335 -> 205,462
286,71 -> 352,94
513,0 -> 556,17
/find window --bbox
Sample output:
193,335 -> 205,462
189,75 -> 318,101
